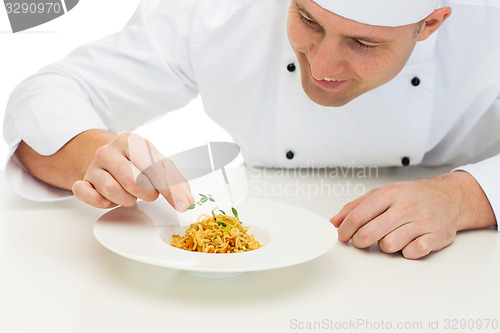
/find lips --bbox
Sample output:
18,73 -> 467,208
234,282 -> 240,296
308,62 -> 349,90
312,76 -> 348,90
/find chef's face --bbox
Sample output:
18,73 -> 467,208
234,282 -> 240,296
287,0 -> 425,107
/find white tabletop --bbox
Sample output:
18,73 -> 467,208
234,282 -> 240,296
1,165 -> 499,333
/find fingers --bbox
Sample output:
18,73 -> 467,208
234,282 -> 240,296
168,183 -> 194,212
337,191 -> 391,243
83,167 -> 138,207
330,195 -> 367,227
402,234 -> 444,259
95,150 -> 160,202
140,158 -> 193,211
329,179 -> 462,259
158,158 -> 192,211
72,180 -> 117,209
126,134 -> 194,211
165,158 -> 195,210
350,212 -> 410,249
349,210 -> 454,259
76,132 -> 194,211
353,216 -> 451,259
378,222 -> 422,253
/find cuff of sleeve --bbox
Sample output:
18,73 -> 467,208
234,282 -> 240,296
4,152 -> 73,201
5,152 -> 73,201
453,154 -> 500,230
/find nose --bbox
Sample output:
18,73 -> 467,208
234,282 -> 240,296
307,38 -> 346,80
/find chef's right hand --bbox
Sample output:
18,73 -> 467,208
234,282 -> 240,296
72,132 -> 194,211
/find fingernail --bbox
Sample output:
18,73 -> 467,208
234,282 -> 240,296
175,201 -> 188,212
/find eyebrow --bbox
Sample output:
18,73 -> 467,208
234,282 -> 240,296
294,0 -> 392,44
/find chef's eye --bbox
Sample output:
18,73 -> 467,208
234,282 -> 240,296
352,39 -> 378,50
298,12 -> 317,27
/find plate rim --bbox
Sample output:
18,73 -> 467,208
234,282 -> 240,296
94,197 -> 337,273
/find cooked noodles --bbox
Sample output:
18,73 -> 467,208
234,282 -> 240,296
171,210 -> 262,253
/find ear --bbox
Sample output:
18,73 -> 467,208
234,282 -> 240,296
417,7 -> 452,41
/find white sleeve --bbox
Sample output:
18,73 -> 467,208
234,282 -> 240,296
2,0 -> 200,201
453,96 -> 500,228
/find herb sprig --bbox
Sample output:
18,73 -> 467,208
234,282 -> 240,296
187,194 -> 240,231
187,193 -> 214,210
213,208 -> 239,229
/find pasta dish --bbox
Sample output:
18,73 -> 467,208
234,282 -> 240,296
171,209 -> 262,253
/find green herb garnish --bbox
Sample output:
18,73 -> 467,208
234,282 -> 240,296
187,193 -> 215,210
188,194 -> 240,231
232,207 -> 239,219
213,209 -> 238,231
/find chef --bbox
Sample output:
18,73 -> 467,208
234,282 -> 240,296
3,0 -> 500,259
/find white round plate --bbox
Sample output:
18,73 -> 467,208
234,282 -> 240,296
94,197 -> 337,278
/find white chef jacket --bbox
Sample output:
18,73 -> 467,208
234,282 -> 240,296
3,0 -> 500,222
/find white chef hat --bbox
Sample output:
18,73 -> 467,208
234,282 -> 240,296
311,0 -> 440,27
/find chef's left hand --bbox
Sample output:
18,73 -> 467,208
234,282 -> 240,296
330,171 -> 497,259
